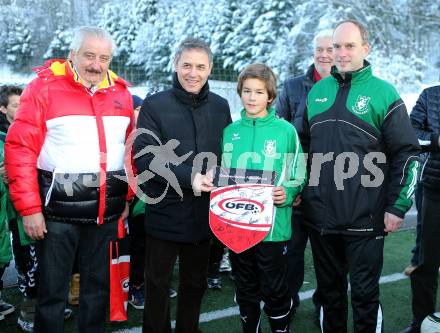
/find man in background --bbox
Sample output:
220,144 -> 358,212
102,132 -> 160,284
399,84 -> 440,333
275,29 -> 333,317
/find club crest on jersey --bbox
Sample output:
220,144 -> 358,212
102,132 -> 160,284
263,140 -> 276,157
352,95 -> 371,115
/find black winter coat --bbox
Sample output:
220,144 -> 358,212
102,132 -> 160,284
410,85 -> 440,189
275,64 -> 315,144
134,73 -> 231,243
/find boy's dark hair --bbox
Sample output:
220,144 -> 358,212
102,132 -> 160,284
237,63 -> 277,107
0,85 -> 23,108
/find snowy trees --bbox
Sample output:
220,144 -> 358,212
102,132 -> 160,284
0,0 -> 438,91
44,29 -> 74,60
1,3 -> 35,71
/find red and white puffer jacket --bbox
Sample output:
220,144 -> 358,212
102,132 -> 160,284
5,59 -> 134,224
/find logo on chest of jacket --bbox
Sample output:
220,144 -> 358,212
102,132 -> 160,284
315,97 -> 328,103
263,140 -> 277,157
113,100 -> 123,110
352,95 -> 371,115
232,133 -> 241,141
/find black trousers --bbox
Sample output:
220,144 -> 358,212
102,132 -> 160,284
208,232 -> 225,279
230,241 -> 293,333
128,214 -> 145,287
34,220 -> 117,333
0,265 -> 6,290
410,184 -> 423,266
286,209 -> 320,308
143,234 -> 210,333
9,218 -> 39,297
308,229 -> 384,333
410,188 -> 440,326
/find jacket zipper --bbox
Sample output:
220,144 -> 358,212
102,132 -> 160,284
45,168 -> 58,206
321,82 -> 348,235
251,119 -> 256,169
189,95 -> 198,205
191,95 -> 198,155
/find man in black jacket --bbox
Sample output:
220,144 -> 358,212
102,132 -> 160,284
134,37 -> 231,333
303,20 -> 420,333
275,29 -> 333,315
400,85 -> 440,333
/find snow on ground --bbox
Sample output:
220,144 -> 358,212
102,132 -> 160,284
0,65 -> 35,86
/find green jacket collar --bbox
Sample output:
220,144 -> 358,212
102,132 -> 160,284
240,107 -> 276,126
331,60 -> 372,85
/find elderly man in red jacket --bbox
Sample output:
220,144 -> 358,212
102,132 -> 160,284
5,26 -> 133,333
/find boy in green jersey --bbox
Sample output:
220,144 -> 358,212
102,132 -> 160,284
221,63 -> 306,332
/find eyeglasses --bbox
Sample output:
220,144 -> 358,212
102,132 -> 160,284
81,52 -> 112,64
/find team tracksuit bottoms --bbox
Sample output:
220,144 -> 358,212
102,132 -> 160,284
308,228 -> 385,333
230,241 -> 294,333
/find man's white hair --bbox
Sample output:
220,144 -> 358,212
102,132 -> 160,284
313,29 -> 334,49
70,26 -> 116,55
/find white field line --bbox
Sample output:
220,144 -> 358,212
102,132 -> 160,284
114,272 -> 409,333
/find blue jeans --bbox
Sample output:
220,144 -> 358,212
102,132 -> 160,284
34,220 -> 117,333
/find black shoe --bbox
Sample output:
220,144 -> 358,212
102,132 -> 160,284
0,298 -> 15,317
0,291 -> 15,317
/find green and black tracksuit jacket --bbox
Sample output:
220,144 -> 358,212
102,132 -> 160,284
221,108 -> 307,242
302,62 -> 420,236
221,108 -> 307,329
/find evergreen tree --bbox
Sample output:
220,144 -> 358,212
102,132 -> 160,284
4,4 -> 34,71
222,0 -> 259,71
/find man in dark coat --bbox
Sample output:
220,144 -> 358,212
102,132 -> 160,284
134,37 -> 231,333
400,85 -> 440,333
275,29 -> 333,315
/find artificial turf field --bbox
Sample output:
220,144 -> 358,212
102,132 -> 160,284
1,228 -> 439,333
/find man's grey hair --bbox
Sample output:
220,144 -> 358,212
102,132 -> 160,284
70,26 -> 116,55
313,29 -> 334,49
173,37 -> 213,66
